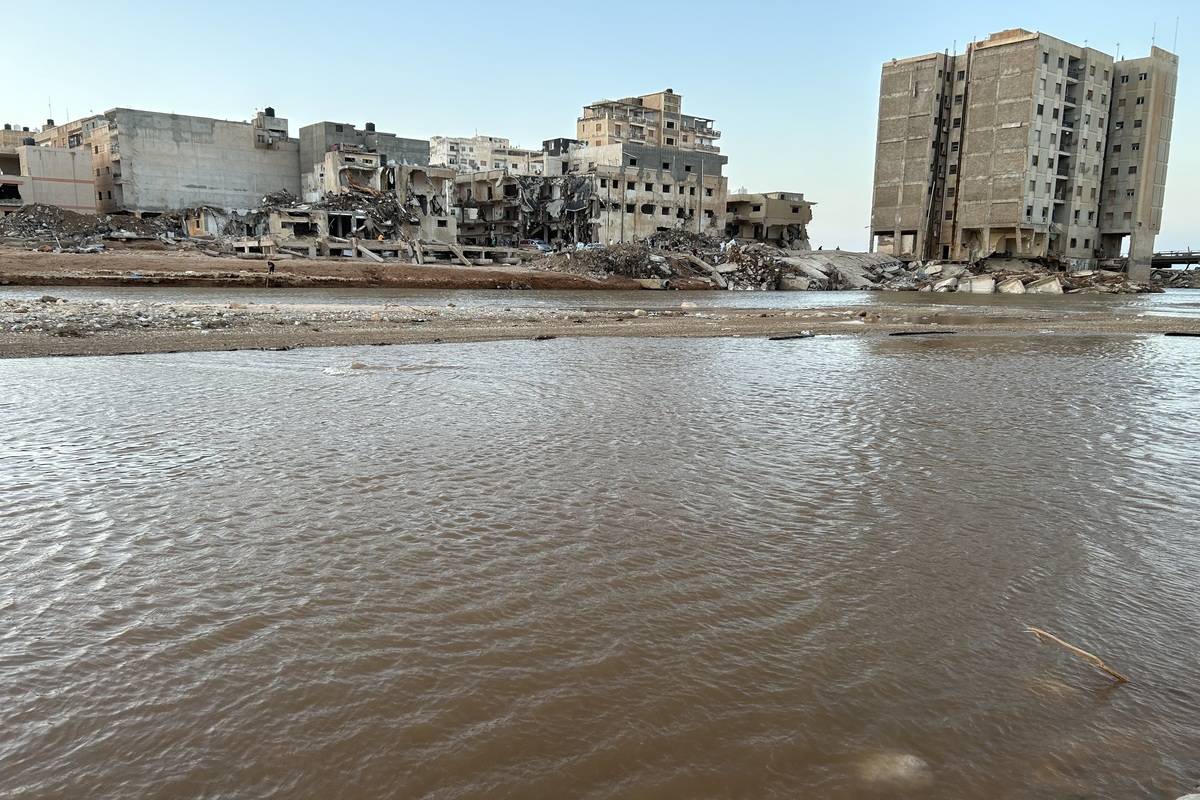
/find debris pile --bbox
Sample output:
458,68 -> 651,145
0,203 -> 184,249
531,236 -> 909,290
316,188 -> 406,234
883,257 -> 1160,294
538,243 -> 709,283
1152,268 -> 1200,289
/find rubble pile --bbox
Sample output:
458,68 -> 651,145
318,189 -> 406,233
720,243 -> 786,290
646,229 -> 725,253
0,203 -> 184,249
539,243 -> 707,282
1152,268 -> 1200,289
261,189 -> 299,208
0,205 -> 107,239
882,257 -> 1160,294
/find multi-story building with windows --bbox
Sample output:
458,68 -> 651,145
429,135 -> 543,175
869,28 -> 1176,278
576,89 -> 720,152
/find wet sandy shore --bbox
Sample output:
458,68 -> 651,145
0,248 -> 658,291
3,294 -> 1199,359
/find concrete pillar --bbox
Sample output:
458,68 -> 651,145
1127,226 -> 1154,282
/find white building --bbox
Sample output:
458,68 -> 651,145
429,134 -> 544,175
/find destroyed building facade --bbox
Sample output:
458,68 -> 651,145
725,192 -> 813,249
299,121 -> 428,202
870,28 -> 1177,278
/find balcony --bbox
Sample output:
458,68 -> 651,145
1064,95 -> 1078,107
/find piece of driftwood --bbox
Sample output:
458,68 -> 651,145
1026,626 -> 1129,683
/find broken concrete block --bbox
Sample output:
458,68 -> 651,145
1026,276 -> 1064,294
941,265 -> 966,280
779,275 -> 812,291
958,275 -> 996,294
920,264 -> 944,277
832,263 -> 879,289
996,277 -> 1026,294
932,277 -> 958,292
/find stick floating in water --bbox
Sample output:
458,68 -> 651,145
1026,626 -> 1130,684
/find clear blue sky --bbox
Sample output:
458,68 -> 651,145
7,0 -> 1195,249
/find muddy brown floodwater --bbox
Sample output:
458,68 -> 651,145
2,332 -> 1199,798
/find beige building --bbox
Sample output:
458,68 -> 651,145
0,144 -> 96,215
870,28 -> 1176,278
726,192 -> 813,249
572,89 -> 728,243
0,123 -> 36,150
35,116 -> 107,150
577,89 -> 720,152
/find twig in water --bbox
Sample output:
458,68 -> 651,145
1026,626 -> 1129,684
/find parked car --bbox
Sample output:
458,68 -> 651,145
519,238 -> 552,253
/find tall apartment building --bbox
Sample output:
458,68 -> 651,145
870,28 -> 1176,277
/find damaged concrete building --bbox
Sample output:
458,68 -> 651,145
299,121 -> 428,202
448,90 -> 729,247
453,165 -> 593,246
571,89 -> 728,242
725,192 -> 813,249
870,28 -> 1177,278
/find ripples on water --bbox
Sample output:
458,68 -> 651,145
2,333 -> 1199,798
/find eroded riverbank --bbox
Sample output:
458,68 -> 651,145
3,291 -> 1200,358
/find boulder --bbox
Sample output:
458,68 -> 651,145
832,262 -> 880,289
1027,276 -> 1064,294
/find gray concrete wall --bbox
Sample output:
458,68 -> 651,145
109,108 -> 300,212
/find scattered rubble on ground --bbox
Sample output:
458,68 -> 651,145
0,204 -> 184,251
898,257 -> 1160,294
528,232 -> 1159,294
1152,267 -> 1200,289
0,199 -> 1175,294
